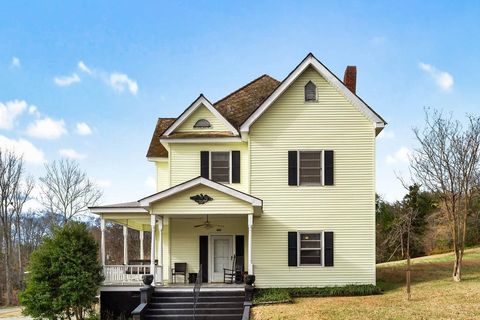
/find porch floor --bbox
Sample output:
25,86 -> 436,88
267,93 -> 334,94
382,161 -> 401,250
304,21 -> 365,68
100,282 -> 245,291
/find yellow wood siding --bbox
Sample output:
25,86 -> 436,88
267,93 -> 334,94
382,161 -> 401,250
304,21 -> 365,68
176,104 -> 229,132
151,185 -> 253,216
156,161 -> 170,192
249,67 -> 376,287
169,216 -> 249,278
169,142 -> 249,193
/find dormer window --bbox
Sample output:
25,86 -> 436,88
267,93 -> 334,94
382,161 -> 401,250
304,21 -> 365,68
193,119 -> 211,129
305,81 -> 317,102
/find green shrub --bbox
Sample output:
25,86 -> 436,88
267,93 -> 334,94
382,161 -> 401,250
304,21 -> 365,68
20,222 -> 104,320
288,284 -> 382,297
254,284 -> 382,304
253,288 -> 292,304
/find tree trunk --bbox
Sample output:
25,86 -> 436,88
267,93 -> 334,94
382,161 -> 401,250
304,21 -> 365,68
453,249 -> 462,282
406,255 -> 411,300
16,215 -> 23,287
3,233 -> 11,305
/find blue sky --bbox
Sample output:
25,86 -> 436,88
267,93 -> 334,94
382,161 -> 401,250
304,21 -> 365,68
1,1 -> 479,207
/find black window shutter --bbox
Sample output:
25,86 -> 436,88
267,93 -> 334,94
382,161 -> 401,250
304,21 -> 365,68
232,151 -> 241,183
199,236 -> 209,282
235,235 -> 244,258
200,151 -> 209,178
324,231 -> 334,267
288,232 -> 298,266
288,151 -> 298,186
324,150 -> 334,186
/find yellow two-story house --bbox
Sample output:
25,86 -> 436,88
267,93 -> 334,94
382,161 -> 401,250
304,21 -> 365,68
91,53 -> 385,290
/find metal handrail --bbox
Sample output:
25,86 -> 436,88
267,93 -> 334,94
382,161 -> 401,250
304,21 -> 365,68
193,264 -> 202,320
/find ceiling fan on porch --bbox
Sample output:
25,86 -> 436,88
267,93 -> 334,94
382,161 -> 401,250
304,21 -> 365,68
194,215 -> 224,229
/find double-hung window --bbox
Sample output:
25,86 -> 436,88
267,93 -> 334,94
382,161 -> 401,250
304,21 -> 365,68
299,232 -> 322,266
211,151 -> 230,183
299,151 -> 322,185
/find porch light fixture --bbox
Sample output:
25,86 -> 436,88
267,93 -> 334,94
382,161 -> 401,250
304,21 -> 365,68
190,193 -> 213,205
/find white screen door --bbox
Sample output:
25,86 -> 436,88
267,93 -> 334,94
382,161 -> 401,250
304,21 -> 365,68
211,235 -> 233,282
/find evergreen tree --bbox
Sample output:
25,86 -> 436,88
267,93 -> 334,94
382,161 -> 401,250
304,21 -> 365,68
20,222 -> 103,320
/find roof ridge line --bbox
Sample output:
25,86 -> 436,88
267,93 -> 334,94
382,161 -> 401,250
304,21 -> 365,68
213,74 -> 279,106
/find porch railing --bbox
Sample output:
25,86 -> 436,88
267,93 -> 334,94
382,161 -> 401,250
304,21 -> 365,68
103,265 -> 163,284
193,264 -> 202,320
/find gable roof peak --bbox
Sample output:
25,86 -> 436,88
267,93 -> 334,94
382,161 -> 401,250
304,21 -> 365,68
163,93 -> 239,137
240,53 -> 386,134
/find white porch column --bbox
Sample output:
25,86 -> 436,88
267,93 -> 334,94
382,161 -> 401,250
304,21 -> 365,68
139,230 -> 144,260
150,215 -> 156,281
123,225 -> 128,265
100,218 -> 106,266
157,217 -> 163,283
248,214 -> 253,274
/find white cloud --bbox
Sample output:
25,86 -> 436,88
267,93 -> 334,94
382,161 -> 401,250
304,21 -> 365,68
0,135 -> 45,164
419,62 -> 454,91
0,100 -> 27,129
145,176 -> 156,190
78,61 -> 92,74
59,148 -> 86,159
26,117 -> 67,139
109,72 -> 138,95
75,122 -> 92,135
377,129 -> 395,140
386,147 -> 412,164
11,57 -> 20,68
95,179 -> 111,188
54,73 -> 80,87
28,105 -> 41,117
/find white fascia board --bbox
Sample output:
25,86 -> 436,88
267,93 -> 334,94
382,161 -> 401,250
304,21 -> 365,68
139,176 -> 262,207
89,207 -> 148,214
147,157 -> 168,162
159,137 -> 242,144
163,95 -> 239,136
240,54 -> 386,133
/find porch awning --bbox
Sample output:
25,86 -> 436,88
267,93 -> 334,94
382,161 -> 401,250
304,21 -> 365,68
89,176 -> 263,217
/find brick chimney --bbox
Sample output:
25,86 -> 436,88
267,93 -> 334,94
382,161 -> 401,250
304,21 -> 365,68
343,66 -> 357,94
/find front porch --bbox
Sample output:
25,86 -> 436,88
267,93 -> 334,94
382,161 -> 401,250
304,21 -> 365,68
90,177 -> 262,287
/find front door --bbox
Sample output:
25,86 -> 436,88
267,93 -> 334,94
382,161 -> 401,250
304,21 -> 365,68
211,235 -> 233,282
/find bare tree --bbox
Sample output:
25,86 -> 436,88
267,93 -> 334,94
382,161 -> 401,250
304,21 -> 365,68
12,176 -> 34,285
385,183 -> 434,300
410,109 -> 480,281
0,151 -> 31,305
39,159 -> 102,223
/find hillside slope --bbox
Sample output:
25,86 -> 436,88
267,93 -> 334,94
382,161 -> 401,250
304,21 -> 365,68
252,247 -> 480,320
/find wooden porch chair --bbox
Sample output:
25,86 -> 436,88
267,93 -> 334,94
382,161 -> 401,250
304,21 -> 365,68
223,255 -> 244,284
171,262 -> 187,284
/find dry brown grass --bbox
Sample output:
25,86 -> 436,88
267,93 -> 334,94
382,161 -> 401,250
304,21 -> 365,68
252,247 -> 480,320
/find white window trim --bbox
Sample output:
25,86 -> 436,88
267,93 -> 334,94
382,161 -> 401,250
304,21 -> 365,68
297,231 -> 324,267
304,80 -> 318,103
297,150 -> 324,187
193,119 -> 212,129
210,151 -> 232,184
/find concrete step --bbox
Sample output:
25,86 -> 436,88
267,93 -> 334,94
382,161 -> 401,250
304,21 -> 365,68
146,307 -> 243,315
148,301 -> 243,309
144,314 -> 242,320
151,296 -> 243,303
153,290 -> 244,297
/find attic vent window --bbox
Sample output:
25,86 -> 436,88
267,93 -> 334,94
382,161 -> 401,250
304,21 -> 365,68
194,119 -> 211,128
305,81 -> 317,102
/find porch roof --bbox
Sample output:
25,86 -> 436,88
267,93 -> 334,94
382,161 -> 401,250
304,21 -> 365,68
89,176 -> 263,216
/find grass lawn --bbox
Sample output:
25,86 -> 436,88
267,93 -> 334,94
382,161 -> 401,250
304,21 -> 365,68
252,247 -> 480,320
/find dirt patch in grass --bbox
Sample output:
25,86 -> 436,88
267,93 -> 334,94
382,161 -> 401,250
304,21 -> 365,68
252,247 -> 480,320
